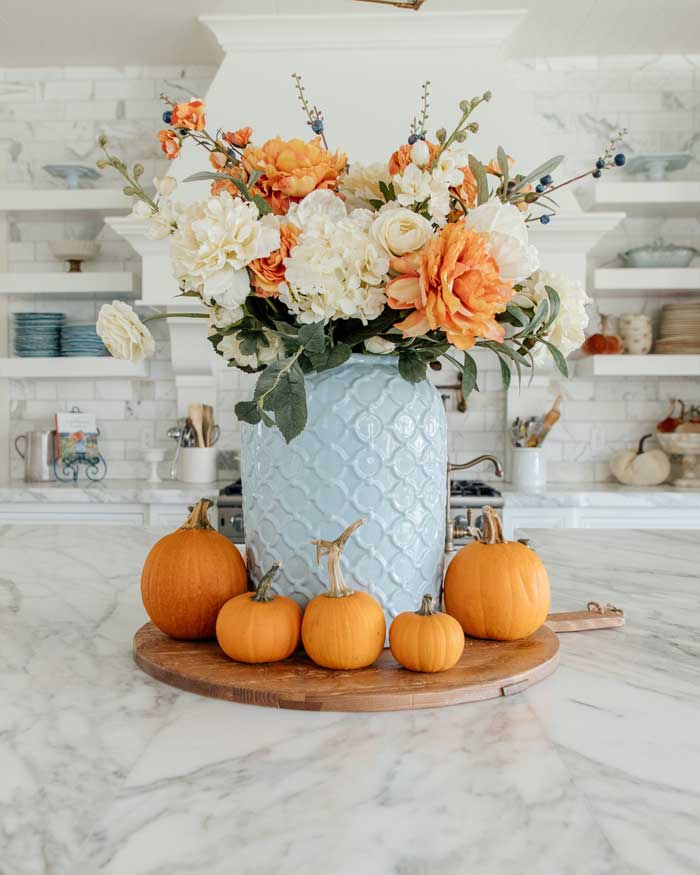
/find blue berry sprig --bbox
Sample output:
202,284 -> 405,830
291,73 -> 328,149
408,80 -> 431,144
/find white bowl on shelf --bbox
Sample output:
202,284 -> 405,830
49,240 -> 101,272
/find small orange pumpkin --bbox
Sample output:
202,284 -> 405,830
301,519 -> 386,670
141,498 -> 248,640
216,561 -> 302,663
389,594 -> 464,673
444,506 -> 550,641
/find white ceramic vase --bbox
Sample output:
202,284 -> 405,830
240,355 -> 448,625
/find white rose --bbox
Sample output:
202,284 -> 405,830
464,201 -> 539,284
154,176 -> 177,197
203,266 -> 251,311
364,336 -> 396,355
96,300 -> 155,363
410,139 -> 431,167
370,205 -> 433,257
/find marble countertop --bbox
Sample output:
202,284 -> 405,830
0,479 -> 229,504
2,478 -> 700,509
3,524 -> 699,875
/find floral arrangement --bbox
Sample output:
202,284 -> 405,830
96,79 -> 625,442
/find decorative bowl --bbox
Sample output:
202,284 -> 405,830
43,164 -> 101,190
623,152 -> 693,181
656,431 -> 700,488
49,240 -> 101,272
620,242 -> 698,269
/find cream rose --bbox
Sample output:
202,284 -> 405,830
370,205 -> 433,257
464,200 -> 539,284
218,329 -> 282,370
96,300 -> 155,363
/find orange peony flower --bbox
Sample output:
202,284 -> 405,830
243,137 -> 347,214
386,223 -> 514,350
388,141 -> 440,176
224,127 -> 253,148
248,223 -> 300,298
157,129 -> 181,160
170,99 -> 206,132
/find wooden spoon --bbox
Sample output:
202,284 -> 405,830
187,403 -> 205,448
202,404 -> 215,447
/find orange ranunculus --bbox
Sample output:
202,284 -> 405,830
248,223 -> 300,298
157,129 -> 181,160
210,149 -> 227,171
386,223 -> 514,350
170,99 -> 206,132
388,141 -> 440,176
485,154 -> 514,176
224,127 -> 253,148
452,166 -> 478,209
242,136 -> 347,214
210,165 -> 248,198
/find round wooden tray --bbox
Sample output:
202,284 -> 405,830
133,622 -> 560,712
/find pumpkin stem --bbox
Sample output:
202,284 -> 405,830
180,498 -> 215,531
310,518 -> 365,598
252,561 -> 281,602
480,506 -> 506,545
637,433 -> 652,455
417,594 -> 437,616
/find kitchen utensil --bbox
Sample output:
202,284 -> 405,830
143,448 -> 166,484
187,403 -> 205,448
202,404 -> 215,447
526,396 -> 561,447
48,240 -> 101,272
183,420 -> 196,447
623,151 -> 692,181
620,241 -> 698,269
14,430 -> 56,482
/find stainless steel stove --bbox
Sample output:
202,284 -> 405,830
217,478 -> 502,546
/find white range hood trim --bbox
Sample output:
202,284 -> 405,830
200,11 -> 527,53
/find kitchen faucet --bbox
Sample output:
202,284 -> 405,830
444,454 -> 504,554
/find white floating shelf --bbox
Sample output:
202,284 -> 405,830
576,181 -> 700,217
0,272 -> 137,296
576,354 -> 700,377
0,357 -> 148,379
0,189 -> 130,215
594,267 -> 700,292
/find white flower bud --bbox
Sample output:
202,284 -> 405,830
410,139 -> 431,168
364,336 -> 396,355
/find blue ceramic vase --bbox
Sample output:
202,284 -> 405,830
240,355 -> 447,626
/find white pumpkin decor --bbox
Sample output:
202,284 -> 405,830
610,434 -> 671,486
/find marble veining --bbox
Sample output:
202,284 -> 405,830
0,479 -> 225,505
1,525 -> 699,874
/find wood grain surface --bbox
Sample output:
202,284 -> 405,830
133,623 -> 560,712
545,609 -> 625,633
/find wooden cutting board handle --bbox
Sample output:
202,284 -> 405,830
545,602 -> 625,633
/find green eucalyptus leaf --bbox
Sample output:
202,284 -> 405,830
511,155 -> 564,193
252,195 -> 273,215
235,400 -> 262,425
468,155 -> 490,205
497,146 -> 510,187
496,354 -> 511,390
505,303 -> 530,328
398,349 -> 427,384
539,338 -> 569,377
525,297 -> 550,337
544,285 -> 561,330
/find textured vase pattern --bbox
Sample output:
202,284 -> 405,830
240,355 -> 447,625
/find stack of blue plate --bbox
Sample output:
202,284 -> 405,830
60,323 -> 108,357
14,313 -> 64,357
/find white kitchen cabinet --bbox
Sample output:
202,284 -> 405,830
502,508 -> 573,538
576,508 -> 700,529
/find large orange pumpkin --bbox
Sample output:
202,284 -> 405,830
301,519 -> 386,670
141,498 -> 248,639
389,594 -> 464,673
216,561 -> 302,663
444,506 -> 550,641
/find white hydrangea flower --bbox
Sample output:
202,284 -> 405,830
338,162 -> 392,209
218,329 -> 282,370
514,269 -> 590,361
281,194 -> 389,325
171,191 -> 279,299
286,189 -> 347,228
464,200 -> 539,284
